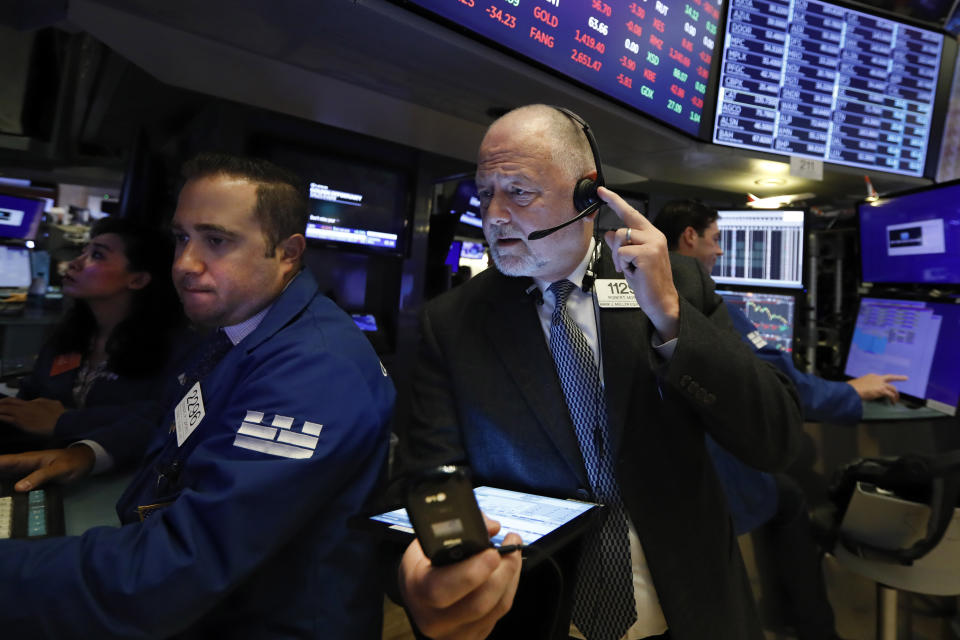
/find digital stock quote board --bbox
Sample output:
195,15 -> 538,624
406,0 -> 724,136
713,0 -> 945,177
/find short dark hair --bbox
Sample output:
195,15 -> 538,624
653,200 -> 719,250
181,153 -> 308,255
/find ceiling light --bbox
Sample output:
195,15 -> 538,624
754,177 -> 786,186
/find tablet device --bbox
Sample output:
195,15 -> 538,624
365,486 -> 599,566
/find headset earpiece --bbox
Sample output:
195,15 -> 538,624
526,107 -> 606,241
572,177 -> 599,214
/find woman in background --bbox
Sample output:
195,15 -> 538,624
0,217 -> 184,448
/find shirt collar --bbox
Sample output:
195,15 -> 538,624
533,237 -> 596,295
220,270 -> 302,346
222,305 -> 272,346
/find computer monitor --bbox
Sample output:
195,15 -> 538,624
250,142 -> 412,256
304,166 -> 409,255
858,178 -> 960,286
0,194 -> 44,241
713,0 -> 955,178
844,296 -> 960,415
711,210 -> 805,289
717,289 -> 797,353
0,245 -> 33,288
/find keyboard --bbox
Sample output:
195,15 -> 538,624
0,478 -> 64,539
861,400 -> 949,422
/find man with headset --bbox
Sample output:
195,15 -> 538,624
397,104 -> 803,640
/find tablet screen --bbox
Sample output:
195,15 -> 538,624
371,486 -> 596,546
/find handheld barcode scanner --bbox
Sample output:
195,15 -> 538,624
406,465 -> 491,566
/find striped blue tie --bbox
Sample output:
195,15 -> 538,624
548,279 -> 637,640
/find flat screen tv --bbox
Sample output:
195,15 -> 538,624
712,0 -> 956,177
250,144 -> 412,257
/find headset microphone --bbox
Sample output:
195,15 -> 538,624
525,283 -> 544,305
527,107 -> 606,241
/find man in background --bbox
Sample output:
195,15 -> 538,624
654,199 -> 906,417
653,199 -> 906,640
0,153 -> 394,638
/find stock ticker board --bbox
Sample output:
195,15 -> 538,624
713,0 -> 944,177
408,0 -> 722,136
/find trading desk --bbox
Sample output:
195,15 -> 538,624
804,406 -> 959,486
861,401 -> 949,422
0,309 -> 130,535
782,401 -> 958,511
62,471 -> 131,535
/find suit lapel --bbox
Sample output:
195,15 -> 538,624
599,304 -> 650,458
483,275 -> 588,484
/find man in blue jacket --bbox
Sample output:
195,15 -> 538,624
653,200 -> 906,417
653,199 -> 904,640
0,153 -> 395,638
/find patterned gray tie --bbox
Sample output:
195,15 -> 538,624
548,279 -> 637,640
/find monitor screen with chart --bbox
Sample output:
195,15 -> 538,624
717,289 -> 796,353
711,209 -> 804,289
844,296 -> 960,414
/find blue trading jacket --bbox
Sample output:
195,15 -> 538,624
708,302 -> 863,535
724,302 -> 861,424
0,270 -> 395,639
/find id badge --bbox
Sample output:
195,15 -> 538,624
594,279 -> 640,308
174,381 -> 206,447
137,501 -> 174,521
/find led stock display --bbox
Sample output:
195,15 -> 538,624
713,0 -> 945,176
407,0 -> 723,135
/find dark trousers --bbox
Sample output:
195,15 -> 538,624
751,473 -> 836,640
